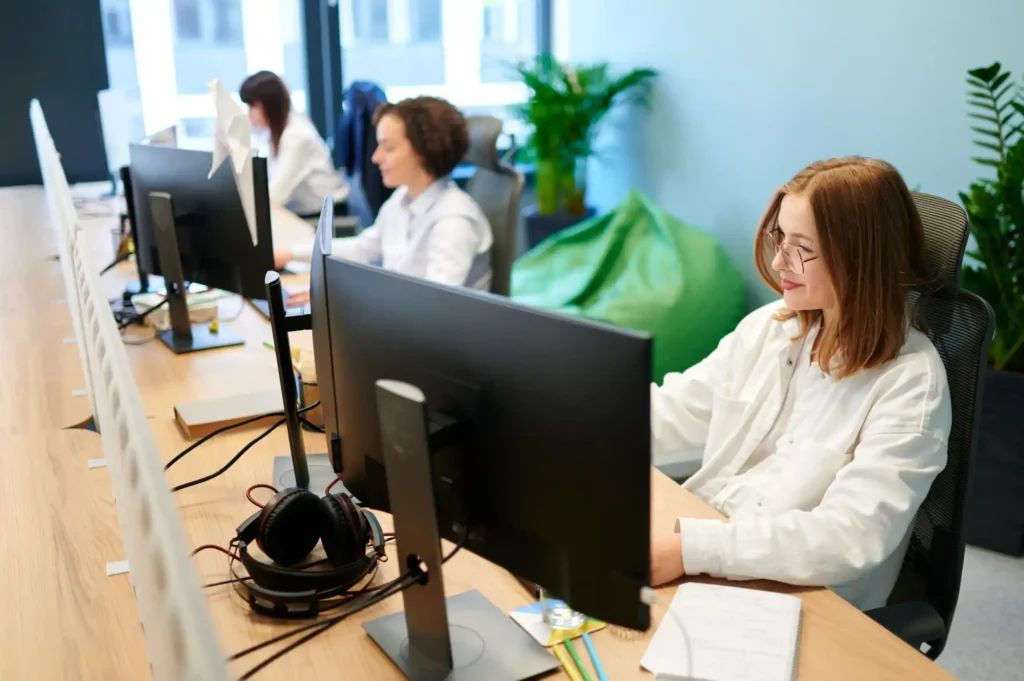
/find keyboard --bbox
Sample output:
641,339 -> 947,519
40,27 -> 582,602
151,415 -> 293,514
249,298 -> 311,319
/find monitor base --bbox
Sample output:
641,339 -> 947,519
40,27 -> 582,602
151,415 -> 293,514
157,323 -> 244,354
272,453 -> 339,494
364,589 -> 559,681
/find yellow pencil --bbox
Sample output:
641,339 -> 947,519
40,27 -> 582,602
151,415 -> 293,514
552,642 -> 586,681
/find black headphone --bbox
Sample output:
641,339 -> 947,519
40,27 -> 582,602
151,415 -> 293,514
233,488 -> 386,619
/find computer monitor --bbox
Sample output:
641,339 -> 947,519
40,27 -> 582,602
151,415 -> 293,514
128,142 -> 274,353
309,207 -> 652,679
145,125 -> 178,147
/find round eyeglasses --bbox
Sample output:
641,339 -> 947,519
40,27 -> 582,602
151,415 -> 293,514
764,227 -> 818,275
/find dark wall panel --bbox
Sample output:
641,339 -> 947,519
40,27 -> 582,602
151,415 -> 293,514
0,0 -> 110,187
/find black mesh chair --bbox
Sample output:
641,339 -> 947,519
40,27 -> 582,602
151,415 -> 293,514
864,192 -> 995,659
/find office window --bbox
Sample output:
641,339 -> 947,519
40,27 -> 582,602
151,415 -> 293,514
173,0 -> 202,41
100,0 -> 308,148
213,0 -> 244,45
341,0 -> 539,109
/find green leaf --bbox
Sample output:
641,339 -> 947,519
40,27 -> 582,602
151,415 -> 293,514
968,62 -> 1002,82
995,82 -> 1015,103
971,125 -> 1003,139
992,71 -> 1012,92
967,77 -> 992,90
971,156 -> 1002,167
974,140 -> 1004,153
969,113 -> 1001,124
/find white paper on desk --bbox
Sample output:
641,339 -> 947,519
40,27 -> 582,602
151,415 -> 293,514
207,78 -> 259,246
641,583 -> 802,681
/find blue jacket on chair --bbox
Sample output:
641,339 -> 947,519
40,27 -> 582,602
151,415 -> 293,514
335,81 -> 393,222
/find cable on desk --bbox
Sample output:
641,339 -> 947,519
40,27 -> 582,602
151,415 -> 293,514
99,251 -> 132,275
300,417 -> 324,433
246,484 -> 279,508
324,476 -> 342,496
231,529 -> 469,678
117,297 -> 168,330
191,544 -> 238,559
298,400 -> 320,414
171,418 -> 285,493
165,410 -> 286,471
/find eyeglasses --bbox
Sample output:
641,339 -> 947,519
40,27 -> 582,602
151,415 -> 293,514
764,227 -> 819,275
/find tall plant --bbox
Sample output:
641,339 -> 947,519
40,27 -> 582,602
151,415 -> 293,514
961,62 -> 1024,372
512,54 -> 656,214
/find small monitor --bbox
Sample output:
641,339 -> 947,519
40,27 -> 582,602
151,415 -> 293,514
309,212 -> 652,679
144,125 -> 179,147
128,143 -> 274,353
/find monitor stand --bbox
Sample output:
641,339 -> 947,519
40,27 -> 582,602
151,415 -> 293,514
265,271 -> 337,494
148,191 -> 245,354
363,380 -> 559,681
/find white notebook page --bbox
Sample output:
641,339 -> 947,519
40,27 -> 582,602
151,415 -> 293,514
641,583 -> 802,681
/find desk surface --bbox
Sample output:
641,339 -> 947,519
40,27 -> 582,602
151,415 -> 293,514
1,185 -> 956,681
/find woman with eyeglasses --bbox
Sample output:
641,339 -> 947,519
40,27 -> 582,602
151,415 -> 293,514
649,157 -> 952,611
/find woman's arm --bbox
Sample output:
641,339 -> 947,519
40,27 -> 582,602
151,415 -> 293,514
422,217 -> 483,286
650,326 -> 739,465
287,225 -> 382,264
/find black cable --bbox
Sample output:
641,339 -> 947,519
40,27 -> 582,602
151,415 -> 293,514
165,410 -> 286,471
117,297 -> 169,330
171,418 -> 285,493
235,571 -> 420,679
298,401 -> 320,414
100,251 -> 132,275
300,417 -> 324,433
231,529 -> 469,677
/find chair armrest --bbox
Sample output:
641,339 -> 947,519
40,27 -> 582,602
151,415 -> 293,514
864,601 -> 945,649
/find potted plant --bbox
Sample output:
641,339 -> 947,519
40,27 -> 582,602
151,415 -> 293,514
959,62 -> 1024,555
512,54 -> 656,248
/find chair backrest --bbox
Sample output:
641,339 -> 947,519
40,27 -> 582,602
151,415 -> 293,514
898,192 -> 995,657
462,115 -> 524,296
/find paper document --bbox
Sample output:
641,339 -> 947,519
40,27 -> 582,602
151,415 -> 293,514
208,78 -> 259,246
641,583 -> 802,681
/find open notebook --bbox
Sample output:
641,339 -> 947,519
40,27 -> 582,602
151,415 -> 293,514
641,583 -> 802,681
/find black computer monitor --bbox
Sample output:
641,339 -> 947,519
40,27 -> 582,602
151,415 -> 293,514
309,209 -> 652,680
128,143 -> 274,353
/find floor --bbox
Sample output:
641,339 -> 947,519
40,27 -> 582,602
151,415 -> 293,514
937,546 -> 1024,681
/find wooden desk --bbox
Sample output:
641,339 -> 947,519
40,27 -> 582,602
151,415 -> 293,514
4,187 -> 956,681
0,429 -> 149,681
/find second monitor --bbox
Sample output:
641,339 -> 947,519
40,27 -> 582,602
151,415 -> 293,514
128,143 -> 275,353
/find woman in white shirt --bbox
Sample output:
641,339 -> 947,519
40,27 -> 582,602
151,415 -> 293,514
650,157 -> 952,611
275,96 -> 492,300
239,71 -> 348,216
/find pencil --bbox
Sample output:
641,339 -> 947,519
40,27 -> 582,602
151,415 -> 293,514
551,643 -> 585,681
563,639 -> 595,681
581,632 -> 610,681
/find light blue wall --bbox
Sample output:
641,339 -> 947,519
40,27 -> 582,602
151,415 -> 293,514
566,0 -> 1024,307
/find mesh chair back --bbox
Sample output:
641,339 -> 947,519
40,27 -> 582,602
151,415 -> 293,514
899,192 -> 995,658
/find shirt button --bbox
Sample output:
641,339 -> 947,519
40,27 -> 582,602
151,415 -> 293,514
787,359 -> 793,366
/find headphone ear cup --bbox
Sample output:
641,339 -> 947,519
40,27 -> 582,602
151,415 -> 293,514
319,493 -> 368,567
258,488 -> 322,566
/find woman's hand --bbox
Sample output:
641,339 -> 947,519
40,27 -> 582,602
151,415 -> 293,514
651,532 -> 685,586
285,287 -> 311,307
273,248 -> 294,270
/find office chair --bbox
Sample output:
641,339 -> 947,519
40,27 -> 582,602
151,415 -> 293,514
462,115 -> 525,296
864,192 -> 995,660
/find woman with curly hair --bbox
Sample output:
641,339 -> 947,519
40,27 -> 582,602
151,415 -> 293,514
276,96 -> 493,297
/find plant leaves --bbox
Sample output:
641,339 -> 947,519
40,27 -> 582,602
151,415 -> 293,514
971,156 -> 1002,167
974,141 -> 1004,153
971,125 -> 1003,140
968,62 -> 1002,81
992,71 -> 1012,92
969,113 -> 1001,124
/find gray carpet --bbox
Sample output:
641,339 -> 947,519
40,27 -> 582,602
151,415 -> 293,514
937,546 -> 1024,680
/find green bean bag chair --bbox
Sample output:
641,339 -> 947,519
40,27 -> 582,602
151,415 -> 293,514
511,191 -> 746,383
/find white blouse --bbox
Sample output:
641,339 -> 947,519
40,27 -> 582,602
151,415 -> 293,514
652,301 -> 952,610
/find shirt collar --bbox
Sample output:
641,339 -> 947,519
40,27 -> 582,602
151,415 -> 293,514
400,177 -> 450,218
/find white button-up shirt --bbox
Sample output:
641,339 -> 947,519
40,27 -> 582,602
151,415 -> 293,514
651,300 -> 951,610
292,178 -> 493,290
267,112 -> 348,216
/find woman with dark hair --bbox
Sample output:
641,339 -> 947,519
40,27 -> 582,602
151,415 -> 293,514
278,96 -> 492,301
239,71 -> 347,216
648,157 -> 952,611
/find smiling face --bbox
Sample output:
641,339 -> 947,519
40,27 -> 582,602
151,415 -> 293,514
771,192 -> 836,317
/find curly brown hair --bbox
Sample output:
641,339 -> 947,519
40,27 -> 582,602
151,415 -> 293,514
372,97 -> 468,179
